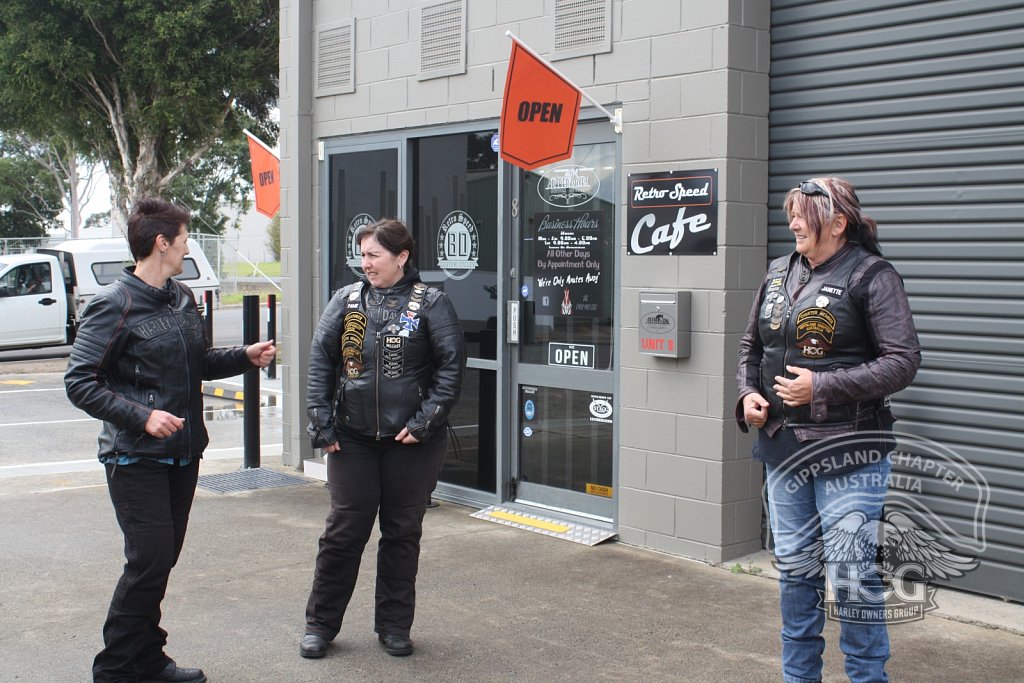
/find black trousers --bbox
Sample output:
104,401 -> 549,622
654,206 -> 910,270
94,458 -> 199,683
305,430 -> 447,639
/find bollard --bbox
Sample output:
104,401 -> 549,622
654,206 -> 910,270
242,295 -> 261,469
203,290 -> 214,346
266,294 -> 277,379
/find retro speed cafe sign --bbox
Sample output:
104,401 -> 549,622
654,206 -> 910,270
627,169 -> 718,255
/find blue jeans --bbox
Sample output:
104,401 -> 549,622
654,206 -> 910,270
765,453 -> 891,683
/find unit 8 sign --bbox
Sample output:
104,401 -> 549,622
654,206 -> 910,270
548,342 -> 596,369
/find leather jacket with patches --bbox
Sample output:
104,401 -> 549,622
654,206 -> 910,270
306,268 -> 466,446
736,244 -> 921,441
65,270 -> 254,460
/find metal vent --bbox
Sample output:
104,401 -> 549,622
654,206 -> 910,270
315,19 -> 355,97
553,0 -> 611,60
418,0 -> 466,80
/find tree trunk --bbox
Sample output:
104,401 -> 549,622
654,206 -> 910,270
67,160 -> 82,239
107,166 -> 130,238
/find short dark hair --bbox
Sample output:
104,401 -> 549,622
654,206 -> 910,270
356,218 -> 416,272
126,198 -> 191,261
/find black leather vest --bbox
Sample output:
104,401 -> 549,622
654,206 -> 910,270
757,246 -> 881,427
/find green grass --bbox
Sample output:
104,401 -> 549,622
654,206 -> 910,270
219,291 -> 283,306
222,261 -> 281,277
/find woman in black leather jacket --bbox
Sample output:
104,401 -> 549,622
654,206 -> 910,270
65,198 -> 276,683
300,218 -> 465,660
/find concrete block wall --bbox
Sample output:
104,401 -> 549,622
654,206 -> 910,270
279,0 -> 771,563
613,0 -> 770,563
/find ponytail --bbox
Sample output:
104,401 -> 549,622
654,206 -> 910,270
854,215 -> 883,257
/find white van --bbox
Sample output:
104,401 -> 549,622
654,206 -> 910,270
0,237 -> 219,350
39,237 -> 220,318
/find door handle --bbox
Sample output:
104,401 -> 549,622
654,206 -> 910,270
39,298 -> 57,306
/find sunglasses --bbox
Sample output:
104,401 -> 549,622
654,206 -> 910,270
799,180 -> 830,198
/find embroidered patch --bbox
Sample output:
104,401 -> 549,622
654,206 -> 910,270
341,310 -> 368,379
398,311 -> 420,337
795,307 -> 836,358
382,335 -> 405,378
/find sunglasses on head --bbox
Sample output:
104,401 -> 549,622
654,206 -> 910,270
799,180 -> 830,198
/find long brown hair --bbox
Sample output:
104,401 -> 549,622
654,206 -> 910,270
783,177 -> 882,256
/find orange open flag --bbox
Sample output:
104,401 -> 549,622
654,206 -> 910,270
245,130 -> 280,217
499,38 -> 582,171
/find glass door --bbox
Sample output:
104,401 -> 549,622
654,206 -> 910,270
508,126 -> 617,519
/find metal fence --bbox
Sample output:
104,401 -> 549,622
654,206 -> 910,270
0,235 -> 279,295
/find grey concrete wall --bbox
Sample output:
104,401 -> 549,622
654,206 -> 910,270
615,0 -> 770,563
279,0 -> 315,467
279,0 -> 770,563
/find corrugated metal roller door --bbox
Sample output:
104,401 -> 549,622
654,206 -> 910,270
768,0 -> 1024,601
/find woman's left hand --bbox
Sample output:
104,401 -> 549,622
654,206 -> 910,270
395,427 -> 420,444
774,365 -> 814,407
246,340 -> 277,368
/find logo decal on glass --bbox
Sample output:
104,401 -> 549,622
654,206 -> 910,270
536,165 -> 600,208
589,395 -> 613,424
345,213 -> 375,276
524,399 -> 535,420
522,426 -> 534,437
436,210 -> 480,281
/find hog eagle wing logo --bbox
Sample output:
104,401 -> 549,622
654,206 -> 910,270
775,510 -> 978,580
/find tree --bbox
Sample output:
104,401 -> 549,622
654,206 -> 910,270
0,138 -> 63,239
0,0 -> 278,233
5,132 -> 102,238
266,212 -> 281,260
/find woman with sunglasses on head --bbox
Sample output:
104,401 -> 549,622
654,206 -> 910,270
736,177 -> 921,683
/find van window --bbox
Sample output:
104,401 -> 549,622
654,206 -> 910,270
173,258 -> 202,282
93,260 -> 133,285
91,258 -> 202,285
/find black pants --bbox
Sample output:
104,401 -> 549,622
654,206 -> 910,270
305,430 -> 447,639
94,458 -> 199,683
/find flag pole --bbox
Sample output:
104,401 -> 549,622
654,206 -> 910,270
243,129 -> 279,158
505,31 -> 622,132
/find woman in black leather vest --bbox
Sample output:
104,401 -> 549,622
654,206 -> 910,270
300,218 -> 465,660
65,198 -> 276,683
736,178 -> 920,683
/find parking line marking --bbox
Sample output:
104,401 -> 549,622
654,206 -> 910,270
0,418 -> 96,427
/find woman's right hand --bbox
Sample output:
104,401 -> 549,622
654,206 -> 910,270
323,441 -> 341,453
742,392 -> 770,429
145,410 -> 185,438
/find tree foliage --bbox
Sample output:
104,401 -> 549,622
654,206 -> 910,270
0,0 -> 278,233
266,212 -> 281,260
0,138 -> 63,239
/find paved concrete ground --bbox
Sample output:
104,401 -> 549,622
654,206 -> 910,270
2,457 -> 1023,683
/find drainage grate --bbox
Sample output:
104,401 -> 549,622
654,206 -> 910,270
197,468 -> 313,494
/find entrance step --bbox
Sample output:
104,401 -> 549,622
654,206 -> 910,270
471,504 -> 617,546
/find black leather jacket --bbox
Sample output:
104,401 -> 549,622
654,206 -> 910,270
736,244 -> 921,441
65,270 -> 254,460
306,269 -> 466,446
